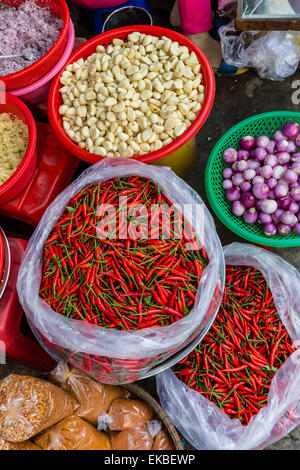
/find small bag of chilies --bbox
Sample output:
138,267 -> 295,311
157,243 -> 300,450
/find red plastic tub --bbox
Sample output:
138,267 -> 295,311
48,25 -> 215,166
0,93 -> 37,205
11,20 -> 75,107
1,0 -> 70,91
0,236 -> 55,371
0,232 -> 3,286
0,227 -> 10,300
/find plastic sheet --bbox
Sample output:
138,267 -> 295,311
157,243 -> 300,450
17,158 -> 224,384
219,22 -> 299,80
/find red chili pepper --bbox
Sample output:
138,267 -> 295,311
172,264 -> 295,426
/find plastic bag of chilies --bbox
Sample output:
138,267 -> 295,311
157,243 -> 300,450
17,158 -> 224,384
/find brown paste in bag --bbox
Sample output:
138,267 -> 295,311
34,416 -> 111,450
50,363 -> 123,425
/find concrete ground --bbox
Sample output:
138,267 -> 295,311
2,0 -> 300,451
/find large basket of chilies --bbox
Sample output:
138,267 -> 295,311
157,243 -> 300,450
17,158 -> 224,384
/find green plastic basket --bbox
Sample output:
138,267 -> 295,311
205,111 -> 300,248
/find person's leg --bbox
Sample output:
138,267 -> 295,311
170,0 -> 222,69
187,32 -> 223,69
178,0 -> 212,35
170,0 -> 181,30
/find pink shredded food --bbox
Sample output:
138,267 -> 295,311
0,1 -> 63,77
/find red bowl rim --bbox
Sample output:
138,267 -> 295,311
0,93 -> 37,195
48,25 -> 215,165
1,0 -> 70,88
0,227 -> 10,300
0,229 -> 4,284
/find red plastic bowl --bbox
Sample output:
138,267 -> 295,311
0,231 -> 3,287
1,0 -> 70,91
48,25 -> 215,165
0,227 -> 10,299
0,94 -> 37,205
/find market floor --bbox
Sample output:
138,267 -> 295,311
2,68 -> 300,450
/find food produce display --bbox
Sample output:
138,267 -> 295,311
0,1 -> 63,77
222,122 -> 300,236
0,113 -> 28,186
157,243 -> 300,450
172,264 -> 295,425
18,160 -> 223,384
0,365 -> 177,451
40,175 -> 208,330
58,31 -> 205,157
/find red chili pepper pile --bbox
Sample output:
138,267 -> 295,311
40,176 -> 208,331
172,265 -> 295,425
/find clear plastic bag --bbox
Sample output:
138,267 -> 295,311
111,424 -> 153,450
50,362 -> 124,426
34,416 -> 111,450
98,398 -> 153,431
153,428 -> 175,450
17,158 -> 224,384
0,439 -> 41,450
0,374 -> 78,442
110,420 -> 161,450
219,22 -> 299,80
156,242 -> 300,450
